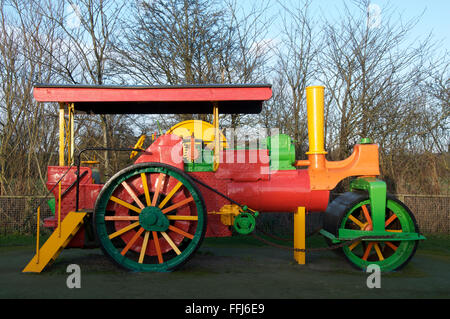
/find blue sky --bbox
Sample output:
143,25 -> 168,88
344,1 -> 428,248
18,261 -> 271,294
243,0 -> 449,55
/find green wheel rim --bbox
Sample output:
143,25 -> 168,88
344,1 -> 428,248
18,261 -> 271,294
94,163 -> 206,272
340,198 -> 418,272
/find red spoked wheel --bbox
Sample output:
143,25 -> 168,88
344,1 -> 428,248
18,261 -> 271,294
94,163 -> 206,272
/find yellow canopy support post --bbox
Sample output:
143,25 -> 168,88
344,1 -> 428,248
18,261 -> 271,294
59,103 -> 65,166
68,103 -> 75,165
294,207 -> 306,264
213,102 -> 220,171
58,102 -> 75,166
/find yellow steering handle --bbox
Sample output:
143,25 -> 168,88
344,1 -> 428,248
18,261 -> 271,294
130,135 -> 146,159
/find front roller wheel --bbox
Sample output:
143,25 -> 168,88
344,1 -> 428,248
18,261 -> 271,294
94,163 -> 206,272
324,192 -> 420,272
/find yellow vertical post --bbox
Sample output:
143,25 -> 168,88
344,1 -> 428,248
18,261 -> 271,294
58,181 -> 62,238
212,102 -> 220,171
68,103 -> 75,165
36,206 -> 40,264
305,86 -> 327,155
58,103 -> 65,166
294,206 -> 306,264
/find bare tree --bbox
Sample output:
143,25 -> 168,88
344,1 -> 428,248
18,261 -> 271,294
33,0 -> 127,177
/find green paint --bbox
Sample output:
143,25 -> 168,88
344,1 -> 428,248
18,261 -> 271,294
266,134 -> 296,170
139,206 -> 169,232
359,137 -> 373,144
350,177 -> 387,232
184,147 -> 214,172
234,213 -> 256,235
339,198 -> 420,271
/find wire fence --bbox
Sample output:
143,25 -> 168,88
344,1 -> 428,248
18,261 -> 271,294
0,194 -> 448,236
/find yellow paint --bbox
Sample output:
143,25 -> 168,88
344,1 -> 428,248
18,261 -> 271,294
68,103 -> 74,165
159,182 -> 183,209
166,120 -> 227,147
138,231 -> 150,264
110,196 -> 142,214
166,215 -> 198,221
108,222 -> 140,239
161,231 -> 181,255
213,103 -> 220,171
36,206 -> 40,264
374,243 -> 384,261
208,204 -> 241,226
130,135 -> 146,159
305,86 -> 327,155
348,240 -> 361,251
58,182 -> 62,238
23,212 -> 87,273
348,215 -> 365,229
59,104 -> 65,166
141,173 -> 151,206
294,207 -> 306,264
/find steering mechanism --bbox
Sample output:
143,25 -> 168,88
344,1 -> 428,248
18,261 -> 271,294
130,135 -> 146,159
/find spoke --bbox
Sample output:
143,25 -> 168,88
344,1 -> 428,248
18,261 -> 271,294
151,173 -> 165,206
348,214 -> 365,229
110,196 -> 142,214
348,240 -> 361,251
168,225 -> 194,240
138,231 -> 150,264
161,197 -> 194,214
104,216 -> 139,221
121,227 -> 145,256
161,231 -> 181,255
385,213 -> 398,228
385,241 -> 398,251
166,215 -> 198,221
109,222 -> 140,239
141,173 -> 152,206
152,231 -> 163,264
158,181 -> 183,209
361,205 -> 373,228
121,181 -> 145,209
362,242 -> 374,261
385,229 -> 402,233
373,243 -> 384,261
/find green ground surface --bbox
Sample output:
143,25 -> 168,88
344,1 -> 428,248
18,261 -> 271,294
0,233 -> 449,299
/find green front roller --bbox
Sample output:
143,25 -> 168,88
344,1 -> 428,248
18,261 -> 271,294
323,192 -> 421,272
94,162 -> 207,272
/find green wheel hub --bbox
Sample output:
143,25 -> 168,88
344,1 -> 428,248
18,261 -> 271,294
339,195 -> 419,272
139,206 -> 169,231
94,163 -> 206,272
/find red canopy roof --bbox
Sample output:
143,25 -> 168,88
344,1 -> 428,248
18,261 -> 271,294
33,83 -> 272,114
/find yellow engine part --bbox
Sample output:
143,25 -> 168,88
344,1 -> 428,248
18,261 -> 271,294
166,120 -> 227,149
208,204 -> 241,226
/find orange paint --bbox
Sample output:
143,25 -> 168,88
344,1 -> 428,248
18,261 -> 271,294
152,231 -> 163,264
307,144 -> 380,191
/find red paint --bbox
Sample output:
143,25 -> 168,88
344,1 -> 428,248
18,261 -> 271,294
45,166 -> 102,247
33,85 -> 272,103
135,134 -> 184,170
